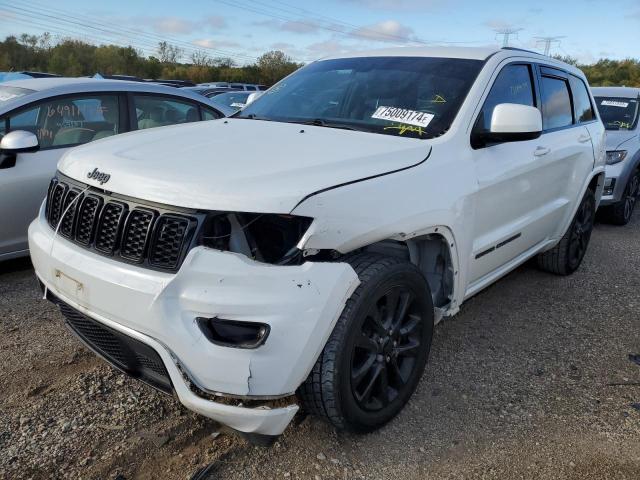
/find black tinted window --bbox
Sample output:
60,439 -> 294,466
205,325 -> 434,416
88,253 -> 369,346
569,76 -> 594,123
541,76 -> 573,129
475,64 -> 535,133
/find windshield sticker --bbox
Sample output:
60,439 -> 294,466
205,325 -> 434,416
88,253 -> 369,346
384,124 -> 426,136
429,94 -> 447,104
601,100 -> 629,108
231,102 -> 246,108
611,121 -> 632,130
372,106 -> 434,128
0,92 -> 19,102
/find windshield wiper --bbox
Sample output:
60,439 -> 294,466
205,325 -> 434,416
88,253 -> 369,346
295,118 -> 370,132
236,113 -> 273,121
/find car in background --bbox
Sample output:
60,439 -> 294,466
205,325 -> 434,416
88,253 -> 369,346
230,83 -> 267,91
185,86 -> 241,99
198,81 -> 231,88
592,87 -> 640,224
210,90 -> 259,111
0,78 -> 233,261
152,79 -> 197,88
0,71 -> 61,83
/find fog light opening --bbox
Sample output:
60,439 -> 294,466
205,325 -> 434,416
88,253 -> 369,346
196,317 -> 270,349
604,178 -> 616,196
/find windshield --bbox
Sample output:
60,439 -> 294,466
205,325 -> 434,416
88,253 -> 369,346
236,56 -> 484,139
594,96 -> 639,130
213,91 -> 252,109
0,85 -> 34,104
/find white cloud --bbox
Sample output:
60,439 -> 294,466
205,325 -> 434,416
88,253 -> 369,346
140,15 -> 228,35
350,20 -> 416,43
254,18 -> 324,34
192,38 -> 241,49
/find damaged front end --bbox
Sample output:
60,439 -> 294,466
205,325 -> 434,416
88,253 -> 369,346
198,212 -> 313,265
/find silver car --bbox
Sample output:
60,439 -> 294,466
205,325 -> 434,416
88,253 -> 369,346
592,87 -> 640,225
0,78 -> 233,260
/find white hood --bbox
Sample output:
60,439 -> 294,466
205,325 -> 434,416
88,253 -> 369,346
59,118 -> 430,213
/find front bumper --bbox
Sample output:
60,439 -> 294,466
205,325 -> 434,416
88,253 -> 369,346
600,162 -> 627,206
29,207 -> 359,435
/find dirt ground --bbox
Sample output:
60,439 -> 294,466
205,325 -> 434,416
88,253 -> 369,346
1,211 -> 639,480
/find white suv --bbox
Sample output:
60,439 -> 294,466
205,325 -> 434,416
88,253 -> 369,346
29,47 -> 605,445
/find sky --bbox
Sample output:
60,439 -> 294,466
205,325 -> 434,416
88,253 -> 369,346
1,0 -> 639,65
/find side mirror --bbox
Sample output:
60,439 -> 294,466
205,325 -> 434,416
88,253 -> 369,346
0,131 -> 39,169
487,103 -> 542,143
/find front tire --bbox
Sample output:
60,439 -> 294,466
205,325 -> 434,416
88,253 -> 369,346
537,188 -> 596,275
298,253 -> 434,432
601,170 -> 639,225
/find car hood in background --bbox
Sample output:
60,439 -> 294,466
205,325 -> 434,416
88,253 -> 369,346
58,119 -> 430,213
605,130 -> 639,151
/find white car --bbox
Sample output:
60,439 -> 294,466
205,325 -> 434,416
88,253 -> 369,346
0,78 -> 232,261
28,47 -> 605,445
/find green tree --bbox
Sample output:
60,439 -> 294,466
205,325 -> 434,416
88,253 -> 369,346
256,50 -> 300,85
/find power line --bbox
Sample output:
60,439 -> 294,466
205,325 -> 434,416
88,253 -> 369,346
215,0 -> 484,46
2,1 -> 258,62
534,36 -> 565,56
494,28 -> 523,48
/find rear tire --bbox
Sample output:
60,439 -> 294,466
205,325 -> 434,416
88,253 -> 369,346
298,253 -> 434,432
600,170 -> 639,226
537,188 -> 596,276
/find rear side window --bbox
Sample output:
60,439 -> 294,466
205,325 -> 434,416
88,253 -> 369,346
474,64 -> 535,134
133,95 -> 201,130
569,76 -> 595,123
540,76 -> 573,130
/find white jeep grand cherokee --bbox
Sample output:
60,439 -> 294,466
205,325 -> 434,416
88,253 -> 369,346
29,47 -> 605,444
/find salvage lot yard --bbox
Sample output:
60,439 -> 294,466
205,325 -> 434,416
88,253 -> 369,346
1,212 -> 639,480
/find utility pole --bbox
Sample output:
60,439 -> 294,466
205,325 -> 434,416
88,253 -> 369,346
534,36 -> 565,56
494,28 -> 523,48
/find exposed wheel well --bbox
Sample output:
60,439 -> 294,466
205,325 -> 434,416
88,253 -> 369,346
589,173 -> 604,194
359,234 -> 455,310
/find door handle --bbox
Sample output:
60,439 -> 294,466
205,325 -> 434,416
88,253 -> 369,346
534,146 -> 550,157
578,133 -> 591,143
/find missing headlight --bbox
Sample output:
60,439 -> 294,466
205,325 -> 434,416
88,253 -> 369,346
198,212 -> 313,265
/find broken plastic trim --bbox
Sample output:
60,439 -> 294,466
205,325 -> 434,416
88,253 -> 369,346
197,212 -> 313,265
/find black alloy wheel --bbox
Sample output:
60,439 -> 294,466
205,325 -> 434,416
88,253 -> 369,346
351,287 -> 424,412
568,192 -> 596,270
622,172 -> 640,223
298,253 -> 434,432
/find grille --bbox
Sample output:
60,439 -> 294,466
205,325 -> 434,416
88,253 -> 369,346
54,297 -> 173,394
120,209 -> 155,262
47,181 -> 67,229
45,178 -> 198,272
75,196 -> 102,245
149,216 -> 190,269
95,202 -> 126,254
59,190 -> 81,238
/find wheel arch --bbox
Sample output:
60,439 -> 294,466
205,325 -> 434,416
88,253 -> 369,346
348,226 -> 461,322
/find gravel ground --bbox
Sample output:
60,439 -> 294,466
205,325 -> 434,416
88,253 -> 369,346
1,211 -> 639,480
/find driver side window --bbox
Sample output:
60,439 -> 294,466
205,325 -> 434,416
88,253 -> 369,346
474,64 -> 536,136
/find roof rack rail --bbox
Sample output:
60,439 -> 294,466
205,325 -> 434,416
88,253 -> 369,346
501,46 -> 541,55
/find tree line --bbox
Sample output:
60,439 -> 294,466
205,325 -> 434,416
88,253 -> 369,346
1,34 -> 639,87
0,34 -> 302,85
